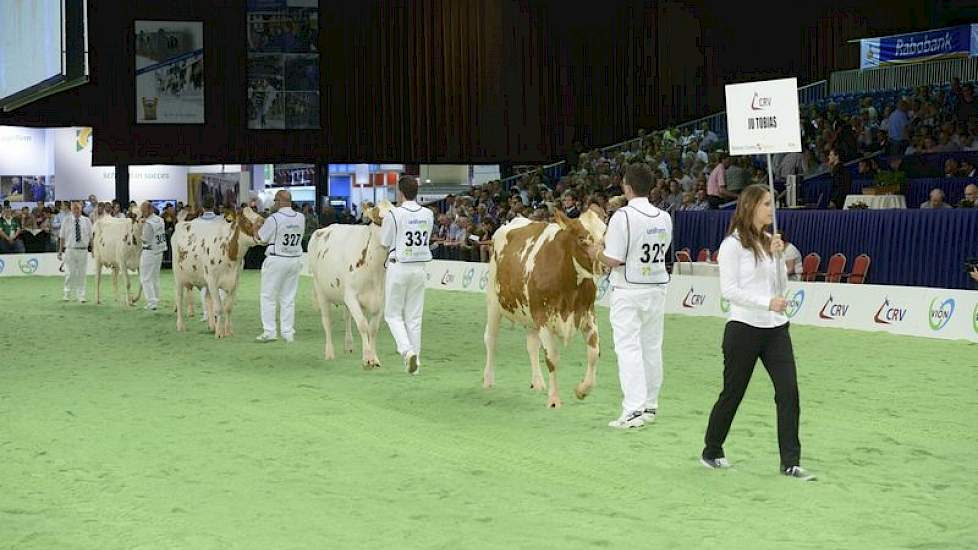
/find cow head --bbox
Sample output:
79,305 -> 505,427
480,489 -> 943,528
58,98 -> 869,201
227,208 -> 264,261
365,201 -> 394,226
555,208 -> 607,274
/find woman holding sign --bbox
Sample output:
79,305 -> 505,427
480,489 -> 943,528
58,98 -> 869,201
699,184 -> 815,481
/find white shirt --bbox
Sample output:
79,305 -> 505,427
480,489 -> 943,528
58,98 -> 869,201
381,201 -> 434,264
718,231 -> 788,328
142,214 -> 167,252
258,207 -> 305,257
604,197 -> 672,289
59,214 -> 93,249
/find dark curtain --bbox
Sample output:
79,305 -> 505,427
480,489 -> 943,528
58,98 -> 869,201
0,0 -> 664,165
674,210 -> 978,290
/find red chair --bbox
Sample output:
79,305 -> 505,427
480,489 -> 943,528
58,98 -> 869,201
696,248 -> 711,263
842,254 -> 871,284
801,253 -> 821,282
817,253 -> 847,283
709,250 -> 719,263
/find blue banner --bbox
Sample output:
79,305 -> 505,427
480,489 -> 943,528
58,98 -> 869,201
860,25 -> 978,69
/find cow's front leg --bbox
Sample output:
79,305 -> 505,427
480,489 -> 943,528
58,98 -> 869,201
483,295 -> 502,389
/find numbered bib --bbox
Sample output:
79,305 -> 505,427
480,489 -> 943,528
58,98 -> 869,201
622,207 -> 670,285
392,206 -> 433,263
149,218 -> 167,252
271,212 -> 305,257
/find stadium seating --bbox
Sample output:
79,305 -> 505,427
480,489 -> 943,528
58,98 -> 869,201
801,253 -> 821,282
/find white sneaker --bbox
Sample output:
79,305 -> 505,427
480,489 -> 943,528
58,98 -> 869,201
700,456 -> 732,470
405,353 -> 419,375
78,297 -> 87,303
63,293 -> 70,302
282,335 -> 294,343
145,303 -> 158,311
782,465 -> 817,481
255,333 -> 278,343
200,315 -> 208,323
642,408 -> 657,423
608,411 -> 645,429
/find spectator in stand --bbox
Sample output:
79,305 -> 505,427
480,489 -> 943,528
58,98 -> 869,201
777,151 -> 804,182
700,122 -> 719,151
857,159 -> 878,180
707,154 -> 734,207
944,159 -> 961,178
723,157 -> 751,197
959,184 -> 977,208
781,232 -> 803,281
954,84 -> 978,125
664,180 -> 683,212
561,190 -> 581,219
886,100 -> 910,156
961,160 -> 977,178
828,148 -> 851,209
920,189 -> 953,209
0,205 -> 25,253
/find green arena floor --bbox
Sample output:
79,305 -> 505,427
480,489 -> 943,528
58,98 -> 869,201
1,272 -> 976,549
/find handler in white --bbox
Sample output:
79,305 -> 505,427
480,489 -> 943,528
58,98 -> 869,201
591,164 -> 673,429
381,176 -> 433,374
256,190 -> 305,343
58,201 -> 93,303
139,201 -> 167,310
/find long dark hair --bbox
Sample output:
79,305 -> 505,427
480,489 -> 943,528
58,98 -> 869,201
727,184 -> 772,261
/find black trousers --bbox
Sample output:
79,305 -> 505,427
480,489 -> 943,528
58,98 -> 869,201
703,321 -> 802,467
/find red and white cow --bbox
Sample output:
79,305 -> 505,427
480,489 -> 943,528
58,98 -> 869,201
308,204 -> 392,369
483,209 -> 607,408
171,209 -> 263,338
92,216 -> 144,306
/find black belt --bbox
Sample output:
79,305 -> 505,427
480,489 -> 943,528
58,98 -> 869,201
269,253 -> 300,258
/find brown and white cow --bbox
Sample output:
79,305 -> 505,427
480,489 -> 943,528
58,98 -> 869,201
171,209 -> 263,338
92,215 -> 144,306
483,209 -> 607,408
308,203 -> 392,369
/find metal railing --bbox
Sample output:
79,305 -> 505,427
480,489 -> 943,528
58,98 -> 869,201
830,57 -> 978,94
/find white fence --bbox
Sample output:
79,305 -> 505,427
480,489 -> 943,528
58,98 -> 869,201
4,255 -> 975,343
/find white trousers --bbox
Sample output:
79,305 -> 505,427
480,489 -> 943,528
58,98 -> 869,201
610,286 -> 667,413
260,255 -> 303,338
139,250 -> 163,307
63,249 -> 89,299
199,287 -> 227,318
384,262 -> 427,359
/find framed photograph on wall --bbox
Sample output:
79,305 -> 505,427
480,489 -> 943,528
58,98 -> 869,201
135,20 -> 205,124
246,1 -> 320,129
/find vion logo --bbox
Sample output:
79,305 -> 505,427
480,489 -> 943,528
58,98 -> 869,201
818,295 -> 849,320
18,258 -> 39,274
928,297 -> 955,331
479,271 -> 489,291
720,298 -> 730,313
596,274 -> 611,301
785,289 -> 805,319
874,298 -> 908,324
440,271 -> 455,286
682,287 -> 706,308
972,302 -> 978,335
0,258 -> 5,274
462,268 -> 475,288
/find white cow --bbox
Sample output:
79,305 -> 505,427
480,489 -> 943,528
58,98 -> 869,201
308,204 -> 392,368
92,216 -> 144,306
171,209 -> 263,338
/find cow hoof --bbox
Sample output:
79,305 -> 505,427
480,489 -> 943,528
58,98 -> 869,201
574,384 -> 591,400
547,397 -> 563,409
324,350 -> 335,361
530,382 -> 546,392
362,361 -> 380,370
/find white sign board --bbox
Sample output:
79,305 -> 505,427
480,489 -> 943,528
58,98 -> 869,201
724,77 -> 802,155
